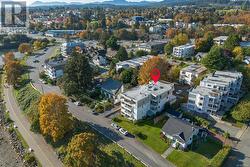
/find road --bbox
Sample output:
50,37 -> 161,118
3,85 -> 63,167
223,126 -> 250,167
28,46 -> 175,167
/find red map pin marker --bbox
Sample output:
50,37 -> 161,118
150,68 -> 160,84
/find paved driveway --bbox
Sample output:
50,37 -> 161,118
214,122 -> 240,137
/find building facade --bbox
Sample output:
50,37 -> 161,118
187,71 -> 243,116
179,64 -> 207,85
61,41 -> 85,57
120,81 -> 176,121
173,44 -> 195,58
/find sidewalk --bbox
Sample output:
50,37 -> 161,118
3,86 -> 63,167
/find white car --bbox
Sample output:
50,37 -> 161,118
28,148 -> 33,152
13,124 -> 18,128
74,101 -> 82,106
111,123 -> 120,130
119,128 -> 128,136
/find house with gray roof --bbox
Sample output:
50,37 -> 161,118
161,117 -> 200,149
98,78 -> 122,100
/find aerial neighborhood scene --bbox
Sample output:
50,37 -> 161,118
1,0 -> 250,167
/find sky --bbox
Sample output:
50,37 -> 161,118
15,0 -> 162,5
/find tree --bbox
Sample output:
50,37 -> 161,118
165,28 -> 177,39
4,60 -> 22,86
224,34 -> 241,51
171,33 -> 189,46
232,100 -> 250,122
201,46 -> 230,70
168,65 -> 181,82
38,93 -> 73,142
62,52 -> 93,96
65,133 -> 97,167
116,46 -> 128,61
128,51 -> 135,59
3,52 -> 15,64
195,35 -> 214,52
106,35 -> 119,50
164,43 -> 174,55
33,40 -> 43,50
18,43 -> 32,54
232,46 -> 244,63
135,50 -> 147,57
138,56 -> 171,85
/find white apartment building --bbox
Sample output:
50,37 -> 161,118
187,86 -> 223,115
120,81 -> 176,121
173,44 -> 195,58
200,71 -> 243,108
187,71 -> 243,116
179,64 -> 207,85
44,59 -> 66,80
61,41 -> 85,57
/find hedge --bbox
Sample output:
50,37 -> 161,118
208,146 -> 231,167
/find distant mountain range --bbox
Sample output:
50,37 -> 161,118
30,0 -> 238,7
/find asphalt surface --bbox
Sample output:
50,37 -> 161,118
27,46 -> 175,167
3,85 -> 63,167
224,126 -> 250,167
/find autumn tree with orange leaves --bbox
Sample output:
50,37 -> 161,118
65,133 -> 98,167
4,52 -> 22,86
39,93 -> 73,142
18,43 -> 32,54
138,56 -> 171,85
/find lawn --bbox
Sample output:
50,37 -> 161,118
114,116 -> 170,154
100,142 -> 145,167
167,137 -> 223,167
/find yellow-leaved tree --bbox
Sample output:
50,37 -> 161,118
138,56 -> 171,85
38,93 -> 73,142
65,133 -> 97,167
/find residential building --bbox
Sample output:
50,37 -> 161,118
187,86 -> 223,115
93,55 -> 107,66
179,64 -> 207,85
44,58 -> 66,80
120,81 -> 176,121
137,40 -> 168,54
195,52 -> 207,62
187,71 -> 243,117
45,30 -> 82,37
98,78 -> 122,100
149,25 -> 163,34
61,41 -> 85,57
116,55 -> 153,71
213,36 -> 228,45
161,117 -> 201,149
173,44 -> 195,58
200,71 -> 243,108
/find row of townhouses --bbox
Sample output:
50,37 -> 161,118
187,71 -> 243,117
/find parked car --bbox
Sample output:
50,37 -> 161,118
74,101 -> 82,106
33,59 -> 40,63
28,148 -> 33,152
92,112 -> 99,116
13,124 -> 18,128
111,123 -> 120,130
119,128 -> 128,136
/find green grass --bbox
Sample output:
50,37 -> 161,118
167,138 -> 222,167
114,116 -> 170,154
14,128 -> 29,148
100,142 -> 145,167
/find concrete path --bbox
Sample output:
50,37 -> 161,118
161,147 -> 174,159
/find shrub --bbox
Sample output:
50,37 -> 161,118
208,146 -> 231,167
24,153 -> 37,165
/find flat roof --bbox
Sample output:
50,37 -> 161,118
122,81 -> 174,101
191,86 -> 221,97
181,64 -> 207,74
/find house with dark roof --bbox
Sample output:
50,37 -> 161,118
161,117 -> 200,149
98,78 -> 122,100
